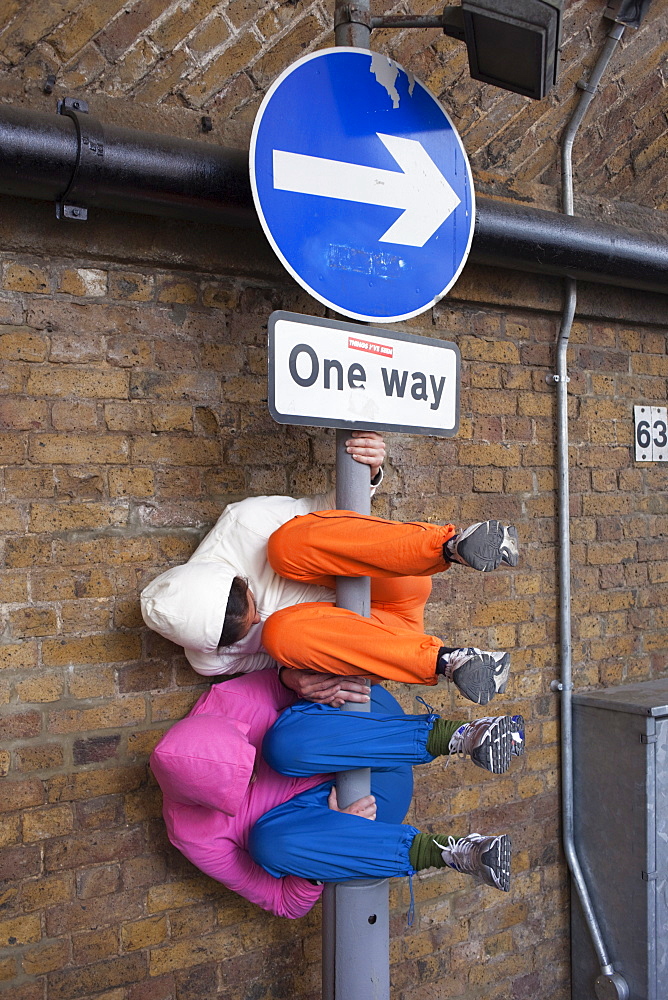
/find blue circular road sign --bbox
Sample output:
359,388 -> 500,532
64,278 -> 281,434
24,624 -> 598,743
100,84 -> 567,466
250,47 -> 475,324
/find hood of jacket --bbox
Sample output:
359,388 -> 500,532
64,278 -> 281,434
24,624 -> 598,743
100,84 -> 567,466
150,713 -> 255,816
140,560 -> 234,666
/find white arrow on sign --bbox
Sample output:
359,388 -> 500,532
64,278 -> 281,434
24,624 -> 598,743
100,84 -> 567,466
272,132 -> 461,248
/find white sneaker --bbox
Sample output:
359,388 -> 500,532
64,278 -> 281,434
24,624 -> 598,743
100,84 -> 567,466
445,521 -> 519,572
438,647 -> 510,705
448,715 -> 525,773
440,833 -> 511,892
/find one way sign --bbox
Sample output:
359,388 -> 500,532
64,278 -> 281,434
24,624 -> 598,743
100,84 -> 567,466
269,311 -> 460,436
250,48 -> 475,325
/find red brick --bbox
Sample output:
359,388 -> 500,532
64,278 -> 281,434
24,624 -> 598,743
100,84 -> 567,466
0,982 -> 44,1000
127,973 -> 175,1000
74,796 -> 123,832
72,735 -> 122,765
173,963 -> 217,1000
0,710 -> 42,740
76,864 -> 120,900
71,925 -> 119,965
0,844 -> 42,881
44,826 -> 145,873
48,953 -> 146,999
45,889 -> 145,936
0,398 -> 48,430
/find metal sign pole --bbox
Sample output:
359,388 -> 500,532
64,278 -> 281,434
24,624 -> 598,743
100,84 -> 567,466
322,13 -> 391,988
320,430 -> 390,1000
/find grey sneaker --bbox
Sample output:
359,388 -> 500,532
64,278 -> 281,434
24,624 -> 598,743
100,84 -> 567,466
448,715 -> 525,773
439,833 -> 512,892
438,647 -> 510,705
445,521 -> 519,572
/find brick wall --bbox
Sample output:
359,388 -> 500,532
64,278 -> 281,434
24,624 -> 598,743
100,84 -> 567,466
1,249 -> 667,1000
1,1 -> 667,999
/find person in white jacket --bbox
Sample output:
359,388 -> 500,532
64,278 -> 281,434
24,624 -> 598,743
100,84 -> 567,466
141,432 -> 519,706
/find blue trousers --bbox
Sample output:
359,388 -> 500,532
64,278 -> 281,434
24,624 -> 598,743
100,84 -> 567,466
249,687 -> 438,882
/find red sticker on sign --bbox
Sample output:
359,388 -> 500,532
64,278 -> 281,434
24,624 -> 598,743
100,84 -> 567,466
348,336 -> 393,358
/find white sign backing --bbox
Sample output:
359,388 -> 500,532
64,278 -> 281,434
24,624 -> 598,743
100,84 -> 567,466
268,311 -> 460,437
634,405 -> 668,462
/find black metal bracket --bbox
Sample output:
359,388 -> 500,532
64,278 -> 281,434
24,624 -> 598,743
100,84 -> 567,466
55,97 -> 105,221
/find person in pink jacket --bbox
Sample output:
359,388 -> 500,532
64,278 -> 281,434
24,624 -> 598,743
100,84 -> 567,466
150,670 -> 524,918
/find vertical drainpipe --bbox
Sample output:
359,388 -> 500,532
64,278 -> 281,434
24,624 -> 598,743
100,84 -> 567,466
322,7 -> 391,1000
551,19 -> 630,1000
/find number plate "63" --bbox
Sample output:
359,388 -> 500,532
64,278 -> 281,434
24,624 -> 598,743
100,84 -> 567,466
634,406 -> 668,462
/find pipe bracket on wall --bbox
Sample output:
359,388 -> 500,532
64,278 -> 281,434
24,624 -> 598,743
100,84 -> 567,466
55,98 -> 105,221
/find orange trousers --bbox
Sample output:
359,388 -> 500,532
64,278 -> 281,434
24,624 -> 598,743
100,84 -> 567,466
263,510 -> 456,686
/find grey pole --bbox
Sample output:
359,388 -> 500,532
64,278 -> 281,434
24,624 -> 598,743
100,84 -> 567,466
321,430 -> 390,1000
323,9 -> 390,998
334,427 -> 371,804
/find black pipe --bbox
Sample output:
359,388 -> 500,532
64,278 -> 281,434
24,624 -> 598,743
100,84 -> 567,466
473,199 -> 668,293
0,105 -> 253,228
1,104 -> 667,294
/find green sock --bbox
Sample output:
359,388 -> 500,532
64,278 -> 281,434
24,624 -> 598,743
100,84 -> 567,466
426,718 -> 464,757
409,832 -> 450,871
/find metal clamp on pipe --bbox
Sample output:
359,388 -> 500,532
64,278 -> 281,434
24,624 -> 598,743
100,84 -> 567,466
334,2 -> 371,29
55,97 -> 105,221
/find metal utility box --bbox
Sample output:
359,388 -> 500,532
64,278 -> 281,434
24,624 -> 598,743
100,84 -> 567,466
571,678 -> 668,1000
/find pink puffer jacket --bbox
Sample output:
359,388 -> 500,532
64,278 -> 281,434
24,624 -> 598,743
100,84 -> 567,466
151,669 -> 326,918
